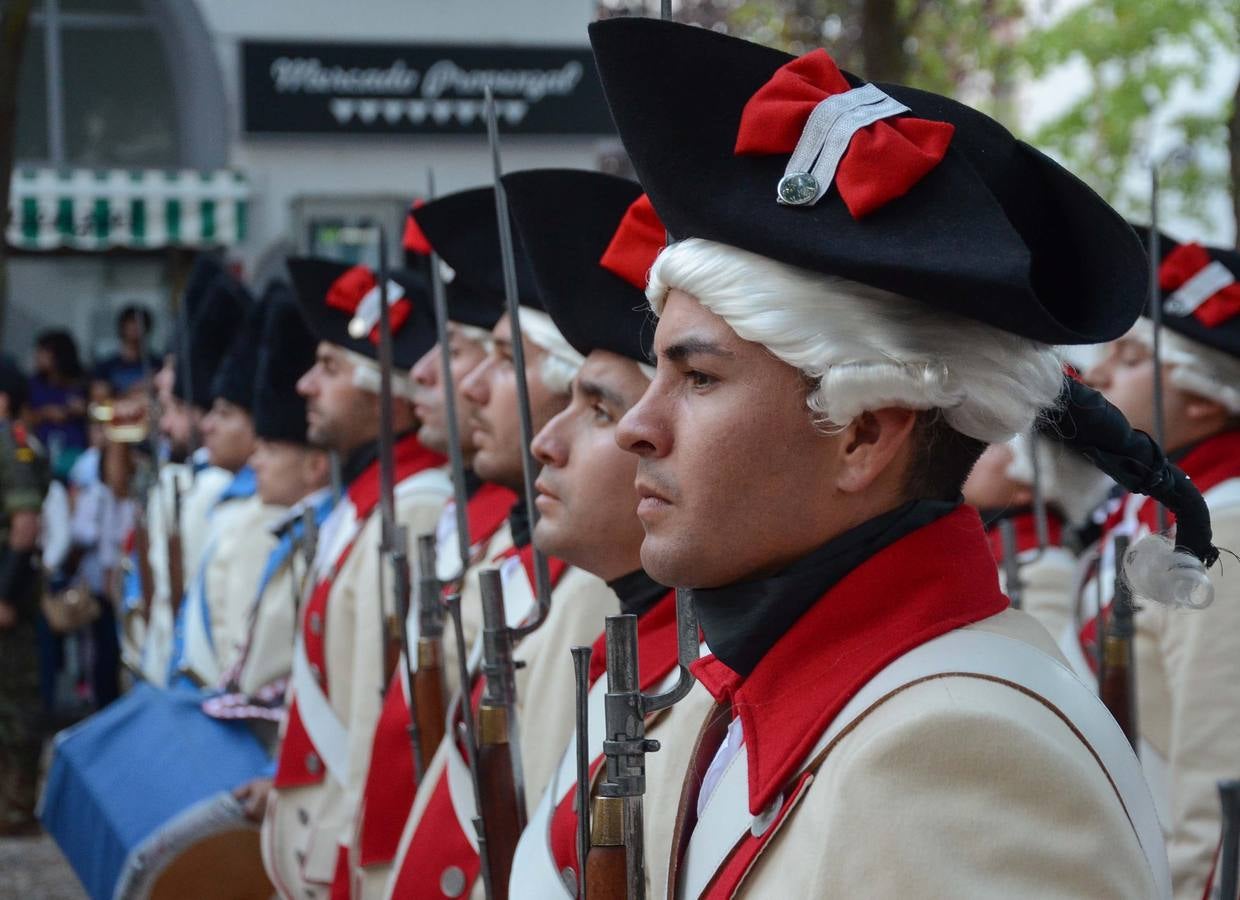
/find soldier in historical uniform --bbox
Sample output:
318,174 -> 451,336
139,260 -> 248,684
963,431 -> 1112,640
261,257 -> 451,900
581,16 -> 1224,896
500,168 -> 717,898
205,287 -> 334,735
342,205 -> 513,900
171,290 -> 288,688
379,188 -> 617,900
1073,234 -> 1240,899
0,359 -> 50,835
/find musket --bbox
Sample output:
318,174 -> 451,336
410,533 -> 448,778
1027,430 -> 1050,560
427,169 -> 474,581
167,481 -> 185,617
474,569 -> 526,899
368,226 -> 426,777
483,86 -> 551,832
1098,535 -> 1138,748
998,518 -> 1024,610
1218,780 -> 1240,900
593,590 -> 699,900
571,646 -> 593,900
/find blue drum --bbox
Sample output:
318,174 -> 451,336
40,681 -> 273,900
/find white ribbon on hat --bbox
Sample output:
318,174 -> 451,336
777,83 -> 910,208
347,278 -> 407,339
516,307 -> 586,373
1164,260 -> 1236,318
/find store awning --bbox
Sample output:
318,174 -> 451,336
6,167 -> 249,251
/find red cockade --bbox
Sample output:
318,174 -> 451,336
325,264 -> 412,344
735,49 -> 954,219
599,193 -> 665,291
1159,242 -> 1240,328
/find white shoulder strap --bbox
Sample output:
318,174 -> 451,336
290,634 -> 349,785
678,628 -> 1170,900
1205,477 -> 1240,511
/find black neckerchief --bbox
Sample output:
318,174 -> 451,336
607,569 -> 669,618
508,497 -> 532,549
340,440 -> 379,488
464,469 -> 484,499
338,430 -> 419,488
693,499 -> 959,677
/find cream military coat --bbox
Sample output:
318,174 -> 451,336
684,609 -> 1160,899
262,460 -> 451,900
380,545 -> 617,900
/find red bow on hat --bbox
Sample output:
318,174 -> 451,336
403,199 -> 433,257
599,193 -> 665,291
735,49 -> 954,219
325,264 -> 412,344
1159,242 -> 1240,328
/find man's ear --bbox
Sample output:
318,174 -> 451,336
836,407 -> 919,494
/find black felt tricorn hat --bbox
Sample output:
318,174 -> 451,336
503,169 -> 659,364
211,295 -> 268,412
285,257 -> 437,370
174,271 -> 253,411
403,202 -> 504,331
1137,227 -> 1240,359
254,284 -> 316,444
410,187 -> 542,315
588,17 -> 1147,346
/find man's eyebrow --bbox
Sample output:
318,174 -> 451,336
661,337 -> 735,363
577,377 -> 628,411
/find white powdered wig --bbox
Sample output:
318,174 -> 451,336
1004,432 -> 1112,526
343,348 -> 417,401
1124,533 -> 1214,609
451,321 -> 495,350
516,307 -> 585,396
1125,318 -> 1240,414
647,239 -> 1064,443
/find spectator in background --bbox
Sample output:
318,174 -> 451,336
27,330 -> 89,476
92,305 -> 159,400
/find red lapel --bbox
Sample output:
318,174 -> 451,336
465,483 -> 518,549
346,433 -> 447,518
690,505 -> 1008,815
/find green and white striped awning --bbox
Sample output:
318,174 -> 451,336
6,167 -> 249,251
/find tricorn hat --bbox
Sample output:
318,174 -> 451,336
1138,227 -> 1240,359
410,187 -> 542,315
587,17 -> 1147,346
174,270 -> 253,411
254,283 -> 317,444
286,257 -> 437,370
503,169 -> 664,364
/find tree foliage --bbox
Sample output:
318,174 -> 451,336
597,0 -> 1240,243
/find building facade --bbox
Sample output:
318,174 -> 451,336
5,0 -> 610,364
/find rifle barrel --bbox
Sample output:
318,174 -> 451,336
1098,535 -> 1138,748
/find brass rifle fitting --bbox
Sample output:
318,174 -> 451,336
476,703 -> 509,745
590,795 -> 625,847
417,637 -> 442,670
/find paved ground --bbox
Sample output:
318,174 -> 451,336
0,830 -> 85,900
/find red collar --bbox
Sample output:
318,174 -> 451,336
346,434 -> 446,519
466,483 -> 519,549
985,509 -> 1065,562
1102,429 -> 1240,535
587,589 -> 680,688
690,505 -> 1007,815
494,542 -> 570,593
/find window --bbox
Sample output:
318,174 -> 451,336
12,0 -> 180,167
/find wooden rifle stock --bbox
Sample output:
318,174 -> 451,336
413,637 -> 447,757
476,705 -> 522,900
585,796 -> 627,900
1098,535 -> 1138,748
